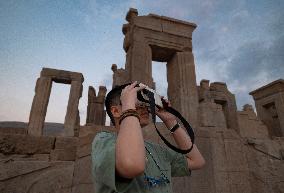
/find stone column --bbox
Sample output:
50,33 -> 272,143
28,77 -> 52,136
86,86 -> 107,126
86,86 -> 96,125
167,51 -> 199,128
64,80 -> 82,136
125,42 -> 154,87
94,86 -> 107,125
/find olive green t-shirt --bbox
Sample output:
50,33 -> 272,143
91,131 -> 191,193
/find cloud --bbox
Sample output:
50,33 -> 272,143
222,33 -> 284,108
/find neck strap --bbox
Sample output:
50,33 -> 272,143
139,90 -> 195,154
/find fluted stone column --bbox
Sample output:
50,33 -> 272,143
28,77 -> 52,136
125,42 -> 154,87
64,80 -> 82,136
167,51 -> 199,128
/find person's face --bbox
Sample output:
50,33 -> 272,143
111,101 -> 150,127
135,102 -> 150,127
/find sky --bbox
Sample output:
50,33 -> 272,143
0,0 -> 283,125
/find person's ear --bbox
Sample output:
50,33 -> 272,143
111,106 -> 122,118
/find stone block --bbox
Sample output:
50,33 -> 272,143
0,134 -> 55,154
76,133 -> 96,158
224,138 -> 248,171
0,153 -> 49,162
71,184 -> 94,193
210,133 -> 227,172
213,171 -> 230,193
0,160 -> 74,193
77,144 -> 91,158
72,156 -> 93,185
0,127 -> 27,135
228,171 -> 251,193
55,137 -> 78,149
50,148 -> 76,161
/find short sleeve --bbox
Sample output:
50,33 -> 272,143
91,132 -> 134,192
165,147 -> 191,177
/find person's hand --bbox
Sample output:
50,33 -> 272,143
120,81 -> 146,111
156,97 -> 177,128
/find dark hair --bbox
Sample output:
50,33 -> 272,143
105,83 -> 131,125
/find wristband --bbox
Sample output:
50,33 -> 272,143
169,123 -> 180,133
119,109 -> 140,125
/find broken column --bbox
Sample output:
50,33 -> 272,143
198,80 -> 227,128
111,64 -> 130,87
86,86 -> 107,125
209,82 -> 239,132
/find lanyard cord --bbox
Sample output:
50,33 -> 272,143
145,146 -> 162,171
140,90 -> 195,154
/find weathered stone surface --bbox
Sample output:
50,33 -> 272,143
41,67 -> 84,83
86,86 -> 107,126
72,184 -> 95,193
0,127 -> 27,135
50,148 -> 76,161
72,156 -> 93,185
55,137 -> 78,149
28,77 -> 52,136
77,134 -> 95,158
64,80 -> 83,137
245,139 -> 284,193
199,101 -> 227,128
50,137 -> 78,161
250,79 -> 284,137
200,81 -> 240,133
86,86 -> 96,125
0,161 -> 74,193
238,104 -> 269,139
0,134 -> 55,154
111,64 -> 130,87
72,156 -> 94,193
167,51 -> 199,128
0,153 -> 50,161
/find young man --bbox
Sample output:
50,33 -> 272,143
91,81 -> 205,193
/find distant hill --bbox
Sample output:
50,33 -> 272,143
0,121 -> 64,135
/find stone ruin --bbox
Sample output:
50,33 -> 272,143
0,8 -> 283,193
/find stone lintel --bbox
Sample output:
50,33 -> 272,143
148,13 -> 197,28
126,8 -> 196,39
249,79 -> 284,100
132,15 -> 196,39
41,68 -> 84,83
